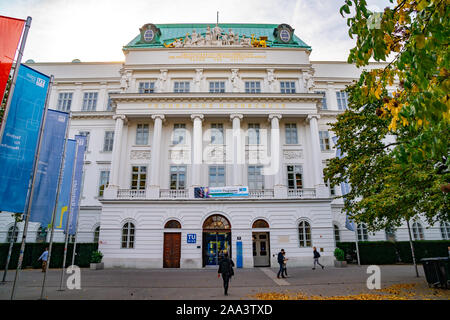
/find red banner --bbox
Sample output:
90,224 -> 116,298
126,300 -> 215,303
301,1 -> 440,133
0,15 -> 25,101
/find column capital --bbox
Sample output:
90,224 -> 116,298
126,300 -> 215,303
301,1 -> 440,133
306,114 -> 320,123
268,113 -> 282,121
230,113 -> 243,121
151,114 -> 165,121
112,114 -> 126,121
190,113 -> 204,121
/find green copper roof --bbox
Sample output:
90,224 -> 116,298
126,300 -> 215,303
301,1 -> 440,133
124,23 -> 311,49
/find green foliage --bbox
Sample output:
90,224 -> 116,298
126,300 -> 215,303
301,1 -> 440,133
336,240 -> 450,264
90,250 -> 103,263
334,248 -> 345,261
0,243 -> 98,269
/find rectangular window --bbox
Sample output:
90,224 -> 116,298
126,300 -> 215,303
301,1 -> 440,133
209,81 -> 225,93
209,165 -> 225,187
172,124 -> 186,145
135,124 -> 149,145
248,165 -> 264,190
319,131 -> 330,151
78,131 -> 90,150
248,123 -> 260,145
285,123 -> 298,144
107,92 -> 119,111
287,165 -> 303,190
211,123 -> 224,144
57,92 -> 73,112
170,166 -> 186,190
245,81 -> 261,93
174,81 -> 190,93
138,82 -> 155,93
103,131 -> 114,152
98,170 -> 110,197
336,91 -> 349,110
131,166 -> 147,190
314,91 -> 327,110
280,81 -> 296,93
82,92 -> 98,111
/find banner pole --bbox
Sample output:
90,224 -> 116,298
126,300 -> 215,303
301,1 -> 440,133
58,143 -> 78,291
406,220 -> 419,277
10,74 -> 53,300
71,161 -> 86,266
39,112 -> 71,300
2,213 -> 20,283
354,228 -> 361,266
0,16 -> 31,143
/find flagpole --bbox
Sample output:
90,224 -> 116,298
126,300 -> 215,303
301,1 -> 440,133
71,171 -> 84,266
406,220 -> 419,277
10,74 -> 53,300
58,142 -> 78,291
0,16 -> 31,143
354,228 -> 361,266
2,213 -> 20,283
39,112 -> 71,300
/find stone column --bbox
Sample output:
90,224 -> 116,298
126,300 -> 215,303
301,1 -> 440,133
230,113 -> 244,186
148,114 -> 165,198
98,81 -> 108,111
268,114 -> 287,198
73,82 -> 83,111
307,114 -> 329,198
104,114 -> 126,199
191,114 -> 204,186
326,82 -> 338,110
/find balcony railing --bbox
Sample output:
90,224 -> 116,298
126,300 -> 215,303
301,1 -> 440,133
248,189 -> 274,199
117,189 -> 146,199
160,189 -> 188,199
288,188 -> 316,198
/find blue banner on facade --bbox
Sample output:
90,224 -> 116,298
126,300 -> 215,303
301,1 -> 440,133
29,109 -> 69,227
194,186 -> 249,198
0,64 -> 49,213
68,135 -> 86,235
332,136 -> 355,231
54,139 -> 76,231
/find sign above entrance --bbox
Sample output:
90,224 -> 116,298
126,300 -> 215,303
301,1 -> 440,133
194,186 -> 249,198
187,234 -> 197,243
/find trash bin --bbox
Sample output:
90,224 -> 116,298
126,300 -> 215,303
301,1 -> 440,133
421,257 -> 450,289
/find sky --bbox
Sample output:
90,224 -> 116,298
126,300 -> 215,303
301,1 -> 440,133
1,0 -> 389,63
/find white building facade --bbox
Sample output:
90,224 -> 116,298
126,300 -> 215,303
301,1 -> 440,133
1,23 -> 449,268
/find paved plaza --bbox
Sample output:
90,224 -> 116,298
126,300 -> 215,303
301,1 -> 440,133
1,264 -> 448,300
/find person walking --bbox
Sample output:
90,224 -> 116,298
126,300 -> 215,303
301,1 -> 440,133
282,251 -> 289,277
312,246 -> 324,270
276,249 -> 286,278
218,252 -> 234,296
38,247 -> 49,272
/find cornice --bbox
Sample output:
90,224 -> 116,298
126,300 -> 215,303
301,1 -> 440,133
71,111 -> 114,119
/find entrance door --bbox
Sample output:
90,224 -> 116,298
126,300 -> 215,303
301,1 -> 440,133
163,232 -> 181,268
252,232 -> 270,267
203,232 -> 231,266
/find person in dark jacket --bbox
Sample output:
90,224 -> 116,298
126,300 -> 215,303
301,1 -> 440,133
276,249 -> 286,278
312,246 -> 324,270
218,252 -> 235,295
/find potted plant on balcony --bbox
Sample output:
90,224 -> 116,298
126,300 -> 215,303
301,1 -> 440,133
334,248 -> 347,267
90,251 -> 104,270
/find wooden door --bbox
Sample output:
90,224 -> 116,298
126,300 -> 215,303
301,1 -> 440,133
163,233 -> 181,268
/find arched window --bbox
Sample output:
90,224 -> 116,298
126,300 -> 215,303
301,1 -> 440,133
440,222 -> 450,240
7,225 -> 18,243
252,219 -> 269,228
298,220 -> 311,247
385,226 -> 396,242
412,222 -> 424,240
203,215 -> 230,230
357,223 -> 368,241
333,224 -> 340,242
121,222 -> 135,248
36,227 -> 47,243
164,220 -> 181,229
94,226 -> 100,243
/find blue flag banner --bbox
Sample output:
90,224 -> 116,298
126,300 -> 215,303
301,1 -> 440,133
0,64 -> 49,213
332,136 -> 355,232
68,135 -> 86,235
54,139 -> 76,231
29,109 -> 69,227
